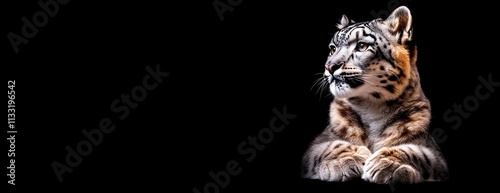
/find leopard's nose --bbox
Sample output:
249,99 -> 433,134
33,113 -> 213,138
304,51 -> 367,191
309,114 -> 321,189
325,62 -> 344,74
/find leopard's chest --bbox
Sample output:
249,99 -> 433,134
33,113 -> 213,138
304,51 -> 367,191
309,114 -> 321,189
357,109 -> 391,151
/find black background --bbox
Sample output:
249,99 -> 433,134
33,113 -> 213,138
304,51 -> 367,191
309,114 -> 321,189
5,0 -> 499,192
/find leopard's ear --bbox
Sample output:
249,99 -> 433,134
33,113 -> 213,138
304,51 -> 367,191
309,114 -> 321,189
384,6 -> 413,44
336,15 -> 353,29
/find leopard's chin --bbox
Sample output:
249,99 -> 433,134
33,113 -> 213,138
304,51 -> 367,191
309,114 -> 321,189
328,76 -> 365,99
330,80 -> 353,99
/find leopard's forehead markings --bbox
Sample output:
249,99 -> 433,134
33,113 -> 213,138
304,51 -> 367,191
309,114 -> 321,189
333,21 -> 375,46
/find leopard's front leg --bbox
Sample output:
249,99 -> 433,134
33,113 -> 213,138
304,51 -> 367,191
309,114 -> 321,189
362,144 -> 448,184
302,140 -> 372,182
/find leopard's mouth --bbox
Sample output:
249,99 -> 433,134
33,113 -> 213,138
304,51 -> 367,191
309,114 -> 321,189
327,74 -> 364,88
346,77 -> 364,88
333,74 -> 351,82
324,69 -> 365,93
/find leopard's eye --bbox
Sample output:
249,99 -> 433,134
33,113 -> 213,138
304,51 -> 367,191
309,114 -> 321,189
356,42 -> 369,52
329,45 -> 336,55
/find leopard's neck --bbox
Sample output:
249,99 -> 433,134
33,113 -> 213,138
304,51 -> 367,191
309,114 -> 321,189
338,66 -> 430,141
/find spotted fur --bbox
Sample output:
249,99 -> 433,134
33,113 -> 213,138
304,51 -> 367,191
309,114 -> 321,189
302,6 -> 448,184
